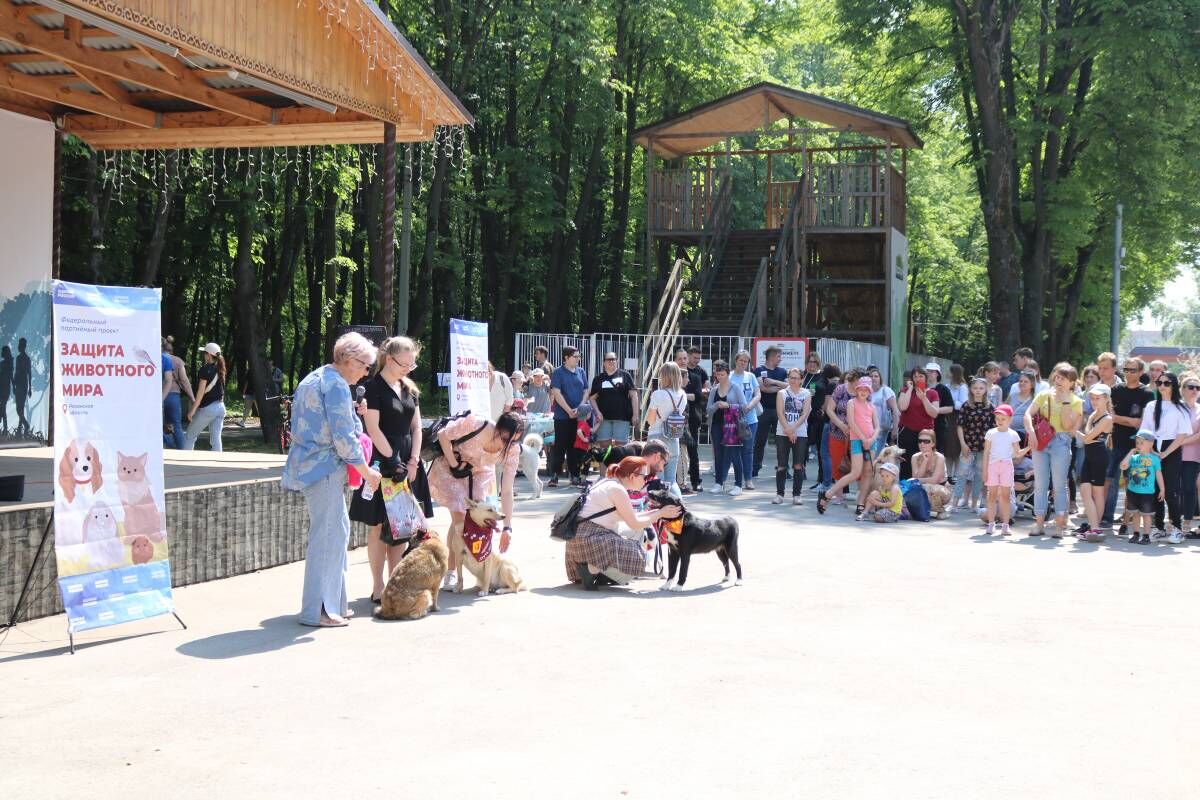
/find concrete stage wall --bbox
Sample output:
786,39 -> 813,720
1,478 -> 369,625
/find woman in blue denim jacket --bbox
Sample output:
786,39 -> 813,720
282,332 -> 382,627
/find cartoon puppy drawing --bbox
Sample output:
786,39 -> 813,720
58,440 -> 103,503
117,451 -> 165,543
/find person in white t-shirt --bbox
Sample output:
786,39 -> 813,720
982,403 -> 1027,536
772,368 -> 812,505
644,361 -> 689,497
488,362 -> 514,423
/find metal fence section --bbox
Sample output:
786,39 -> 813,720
812,338 -> 892,381
511,333 -> 595,376
514,332 -> 748,387
905,352 -> 954,378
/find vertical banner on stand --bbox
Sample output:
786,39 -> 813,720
52,281 -> 172,634
449,318 -> 489,416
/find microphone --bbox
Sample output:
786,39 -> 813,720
356,385 -> 366,402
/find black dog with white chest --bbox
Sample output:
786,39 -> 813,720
647,490 -> 742,591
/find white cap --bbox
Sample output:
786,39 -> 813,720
200,342 -> 222,356
510,370 -> 525,382
1088,383 -> 1111,396
924,362 -> 941,373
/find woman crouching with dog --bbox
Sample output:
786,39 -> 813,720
566,456 -> 682,590
427,410 -> 524,591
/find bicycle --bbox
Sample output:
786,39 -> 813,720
264,395 -> 293,454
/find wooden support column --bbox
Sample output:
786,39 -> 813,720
379,121 -> 396,330
396,143 -> 413,335
644,138 -> 654,327
765,151 -> 773,228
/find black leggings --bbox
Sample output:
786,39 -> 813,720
1155,442 -> 1182,530
807,415 -> 827,485
550,418 -> 582,480
898,427 -> 921,481
775,435 -> 809,496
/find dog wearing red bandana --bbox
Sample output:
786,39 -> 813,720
448,498 -> 526,596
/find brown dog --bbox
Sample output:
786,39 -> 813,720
374,530 -> 449,621
59,439 -> 103,503
449,498 -> 526,596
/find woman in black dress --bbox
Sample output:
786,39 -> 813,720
349,336 -> 432,602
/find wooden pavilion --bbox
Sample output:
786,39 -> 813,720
634,83 -> 921,372
0,0 -> 470,148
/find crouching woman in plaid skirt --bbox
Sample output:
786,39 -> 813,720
566,456 -> 682,590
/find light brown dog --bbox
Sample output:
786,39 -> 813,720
870,445 -> 906,496
449,498 -> 527,596
374,530 -> 449,621
59,439 -> 103,503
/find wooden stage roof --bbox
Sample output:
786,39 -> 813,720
634,82 -> 922,157
0,0 -> 471,149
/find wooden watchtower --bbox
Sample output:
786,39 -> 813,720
634,83 -> 921,369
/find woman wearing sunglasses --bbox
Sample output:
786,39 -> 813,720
910,429 -> 952,517
564,456 -> 682,590
1137,371 -> 1193,542
1172,372 -> 1200,538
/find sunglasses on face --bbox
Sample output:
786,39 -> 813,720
1156,380 -> 1172,387
604,357 -> 616,362
1122,367 -> 1140,372
919,438 -> 933,444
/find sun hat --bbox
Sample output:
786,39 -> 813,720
880,462 -> 899,477
855,377 -> 873,391
530,368 -> 545,377
1088,383 -> 1111,396
510,370 -> 526,383
923,362 -> 941,373
994,404 -> 1014,417
200,342 -> 222,356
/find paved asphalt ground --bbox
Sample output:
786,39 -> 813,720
3,473 -> 1200,799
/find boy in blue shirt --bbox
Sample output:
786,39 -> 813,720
1120,431 -> 1165,545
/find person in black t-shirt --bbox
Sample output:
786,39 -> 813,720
752,346 -> 789,477
683,346 -> 709,493
1103,356 -> 1155,526
184,342 -> 227,451
588,352 -> 638,445
803,352 -> 829,487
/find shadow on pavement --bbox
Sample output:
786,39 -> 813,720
176,614 -> 316,659
0,629 -> 171,662
530,581 -> 732,600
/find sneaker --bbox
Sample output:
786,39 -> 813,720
745,482 -> 756,491
985,522 -> 995,535
830,493 -> 844,506
1168,530 -> 1185,544
1150,528 -> 1168,542
547,479 -> 559,489
711,484 -> 725,495
1030,522 -> 1044,536
1133,534 -> 1150,545
681,486 -> 695,496
692,485 -> 704,494
793,495 -> 804,506
855,512 -> 867,521
1000,524 -> 1011,536
442,572 -> 457,590
1074,521 -> 1090,534
727,486 -> 743,497
1118,523 -> 1128,536
772,494 -> 784,505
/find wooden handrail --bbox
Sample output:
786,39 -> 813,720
697,171 -> 733,302
638,257 -> 689,421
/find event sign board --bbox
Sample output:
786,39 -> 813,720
52,281 -> 173,634
752,337 -> 808,371
449,318 -> 489,415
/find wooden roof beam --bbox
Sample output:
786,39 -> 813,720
1,66 -> 156,126
0,2 -> 274,124
67,120 -> 427,150
71,64 -> 131,105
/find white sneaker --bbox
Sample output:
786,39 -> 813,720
793,495 -> 804,506
1168,531 -> 1184,544
1150,528 -> 1168,541
442,572 -> 457,590
711,484 -> 725,494
772,495 -> 784,504
727,486 -> 743,497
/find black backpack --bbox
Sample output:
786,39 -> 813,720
420,412 -> 488,476
550,480 -> 616,541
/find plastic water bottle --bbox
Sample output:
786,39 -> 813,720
361,462 -> 378,501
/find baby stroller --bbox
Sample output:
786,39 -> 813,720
1011,458 -> 1038,520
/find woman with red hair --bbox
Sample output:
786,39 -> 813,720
565,456 -> 681,589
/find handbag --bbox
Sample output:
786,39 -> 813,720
379,478 -> 424,546
1030,396 -> 1054,451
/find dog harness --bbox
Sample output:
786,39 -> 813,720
653,516 -> 683,545
461,515 -> 496,563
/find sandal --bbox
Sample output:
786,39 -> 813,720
816,491 -> 829,515
370,594 -> 382,604
855,505 -> 865,517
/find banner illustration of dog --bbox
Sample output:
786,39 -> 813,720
52,281 -> 173,634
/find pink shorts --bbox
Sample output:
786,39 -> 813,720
986,459 -> 1014,487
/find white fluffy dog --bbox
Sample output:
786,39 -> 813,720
519,433 -> 543,499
